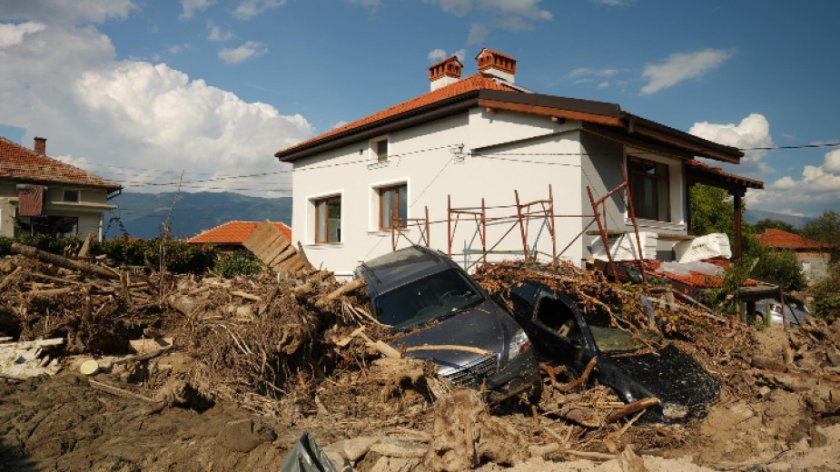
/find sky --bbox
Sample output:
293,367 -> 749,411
0,0 -> 839,217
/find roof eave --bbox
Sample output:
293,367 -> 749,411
0,175 -> 122,192
623,113 -> 744,163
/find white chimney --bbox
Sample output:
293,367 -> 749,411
476,48 -> 517,83
429,56 -> 463,91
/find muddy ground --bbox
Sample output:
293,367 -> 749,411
2,326 -> 840,472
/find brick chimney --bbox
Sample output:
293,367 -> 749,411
429,56 -> 463,91
476,48 -> 517,83
33,136 -> 46,155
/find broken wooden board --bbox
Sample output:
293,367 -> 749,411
0,338 -> 64,379
243,220 -> 314,276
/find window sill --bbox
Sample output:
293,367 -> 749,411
628,218 -> 685,231
367,160 -> 390,170
305,243 -> 344,248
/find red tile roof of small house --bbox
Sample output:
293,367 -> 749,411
0,137 -> 121,191
757,228 -> 826,250
188,221 -> 292,245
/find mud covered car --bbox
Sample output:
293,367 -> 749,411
506,280 -> 720,422
357,246 -> 541,403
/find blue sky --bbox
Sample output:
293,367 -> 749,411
1,0 -> 839,217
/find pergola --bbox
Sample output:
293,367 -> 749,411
685,159 -> 765,263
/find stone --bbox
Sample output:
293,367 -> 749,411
216,419 -> 276,453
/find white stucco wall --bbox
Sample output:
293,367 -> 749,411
290,109 -> 587,277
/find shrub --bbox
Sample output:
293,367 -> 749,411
213,251 -> 264,278
16,233 -> 86,256
0,237 -> 11,257
810,263 -> 840,323
751,249 -> 807,292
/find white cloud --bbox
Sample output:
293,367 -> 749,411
640,49 -> 732,95
749,148 -> 840,215
180,0 -> 215,19
0,0 -> 134,24
233,0 -> 287,20
427,48 -> 465,62
467,23 -> 488,45
592,0 -> 630,6
689,113 -> 774,174
0,10 -> 312,197
426,0 -> 551,19
218,41 -> 267,64
165,43 -> 192,55
206,20 -> 234,41
423,0 -> 551,44
567,67 -> 620,86
0,22 -> 46,48
347,0 -> 382,7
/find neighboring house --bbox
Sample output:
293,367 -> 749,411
757,229 -> 832,283
275,49 -> 762,277
0,136 -> 121,241
188,220 -> 292,252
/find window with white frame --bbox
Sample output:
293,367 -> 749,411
371,137 -> 388,163
378,183 -> 407,230
313,195 -> 341,243
628,156 -> 670,222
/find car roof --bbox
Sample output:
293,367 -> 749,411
358,246 -> 455,294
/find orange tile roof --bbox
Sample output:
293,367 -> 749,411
188,220 -> 291,245
757,229 -> 826,250
0,137 -> 121,190
276,73 -> 516,156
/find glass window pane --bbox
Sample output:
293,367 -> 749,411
657,178 -> 670,221
380,188 -> 395,228
327,198 -> 341,242
316,200 -> 326,242
398,185 -> 407,226
377,140 -> 388,161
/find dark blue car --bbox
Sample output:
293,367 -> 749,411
356,246 -> 541,403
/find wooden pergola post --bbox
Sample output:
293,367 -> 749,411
732,190 -> 743,265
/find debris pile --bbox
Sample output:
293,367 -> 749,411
1,243 -> 840,471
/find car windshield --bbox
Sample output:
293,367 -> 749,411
583,311 -> 660,353
375,269 -> 484,330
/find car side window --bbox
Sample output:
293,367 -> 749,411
509,284 -> 538,318
534,295 -> 578,340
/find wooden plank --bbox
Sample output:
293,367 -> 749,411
243,221 -> 283,259
267,245 -> 297,268
259,237 -> 291,263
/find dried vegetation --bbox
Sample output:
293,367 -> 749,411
1,246 -> 840,471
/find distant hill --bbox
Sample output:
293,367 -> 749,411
744,209 -> 812,229
106,192 -> 292,240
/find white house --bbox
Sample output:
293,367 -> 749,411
0,136 -> 121,241
275,49 -> 762,278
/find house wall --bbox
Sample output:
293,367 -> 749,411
796,251 -> 831,284
290,109 -> 586,277
0,181 -> 114,240
0,182 -> 16,238
579,134 -> 688,260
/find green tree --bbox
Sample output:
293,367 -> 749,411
801,210 -> 840,246
689,184 -> 760,260
751,249 -> 807,292
754,218 -> 797,234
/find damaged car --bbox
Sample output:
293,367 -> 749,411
356,246 -> 541,403
505,280 -> 720,422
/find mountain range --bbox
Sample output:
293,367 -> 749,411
106,192 -> 292,240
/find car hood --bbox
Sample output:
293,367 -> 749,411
390,299 -> 517,373
598,344 -> 720,421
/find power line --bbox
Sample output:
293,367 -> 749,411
740,142 -> 840,151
